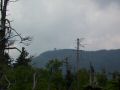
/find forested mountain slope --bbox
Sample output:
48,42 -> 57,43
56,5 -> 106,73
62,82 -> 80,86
32,49 -> 120,72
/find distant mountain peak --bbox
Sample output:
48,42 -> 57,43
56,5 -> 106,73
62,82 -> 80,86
32,49 -> 120,72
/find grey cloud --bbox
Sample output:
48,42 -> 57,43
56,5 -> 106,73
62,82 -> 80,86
94,0 -> 120,8
8,0 -> 120,55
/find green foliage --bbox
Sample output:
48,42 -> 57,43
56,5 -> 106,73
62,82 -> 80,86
96,71 -> 107,87
46,59 -> 63,72
15,47 -> 32,67
72,69 -> 89,90
0,56 -> 120,90
0,53 -> 10,66
6,66 -> 34,90
46,59 -> 65,90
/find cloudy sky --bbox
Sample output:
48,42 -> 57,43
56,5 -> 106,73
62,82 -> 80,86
8,0 -> 120,55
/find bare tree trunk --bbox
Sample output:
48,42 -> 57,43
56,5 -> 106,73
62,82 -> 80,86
4,74 -> 11,89
0,0 -> 9,55
32,72 -> 37,90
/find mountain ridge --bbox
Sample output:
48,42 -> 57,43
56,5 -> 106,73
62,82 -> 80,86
32,49 -> 120,72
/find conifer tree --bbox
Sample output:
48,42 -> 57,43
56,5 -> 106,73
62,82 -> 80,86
15,47 -> 31,67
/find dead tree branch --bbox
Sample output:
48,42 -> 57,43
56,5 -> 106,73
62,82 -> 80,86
5,47 -> 21,53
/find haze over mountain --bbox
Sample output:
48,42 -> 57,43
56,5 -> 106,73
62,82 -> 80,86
32,49 -> 120,72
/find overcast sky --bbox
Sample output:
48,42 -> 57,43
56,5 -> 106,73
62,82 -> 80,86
8,0 -> 120,55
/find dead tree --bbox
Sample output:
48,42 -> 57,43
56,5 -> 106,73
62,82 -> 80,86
0,0 -> 31,89
63,57 -> 73,90
32,72 -> 37,90
0,0 -> 9,63
84,62 -> 102,90
0,0 -> 32,64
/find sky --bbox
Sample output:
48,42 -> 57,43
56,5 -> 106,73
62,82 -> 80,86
8,0 -> 120,56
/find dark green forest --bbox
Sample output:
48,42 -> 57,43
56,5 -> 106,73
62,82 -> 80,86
0,0 -> 120,90
0,57 -> 120,90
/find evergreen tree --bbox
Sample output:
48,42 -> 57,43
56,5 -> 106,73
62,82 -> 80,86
15,47 -> 31,67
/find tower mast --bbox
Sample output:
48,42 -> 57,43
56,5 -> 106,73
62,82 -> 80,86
76,38 -> 80,90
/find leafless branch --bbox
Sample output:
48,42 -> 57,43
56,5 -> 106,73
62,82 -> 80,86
9,0 -> 18,2
5,47 -> 21,53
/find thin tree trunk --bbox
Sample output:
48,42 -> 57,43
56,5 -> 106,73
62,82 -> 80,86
4,74 -> 11,89
32,72 -> 37,90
